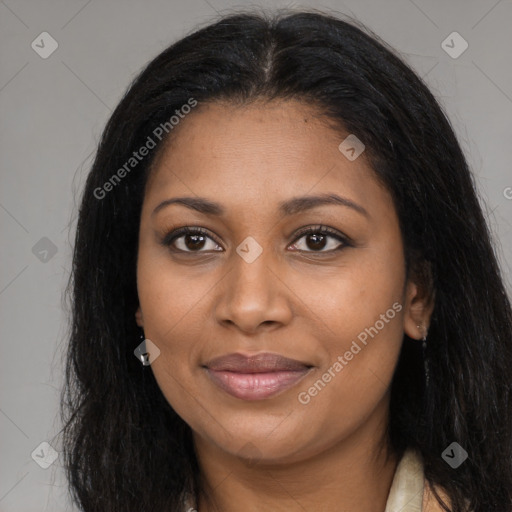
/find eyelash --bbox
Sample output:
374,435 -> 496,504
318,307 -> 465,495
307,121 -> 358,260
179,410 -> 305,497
161,225 -> 352,254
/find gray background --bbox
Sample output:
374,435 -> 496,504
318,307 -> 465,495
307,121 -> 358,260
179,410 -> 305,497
1,0 -> 511,510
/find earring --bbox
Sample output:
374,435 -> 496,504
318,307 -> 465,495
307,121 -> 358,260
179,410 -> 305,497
417,324 -> 430,386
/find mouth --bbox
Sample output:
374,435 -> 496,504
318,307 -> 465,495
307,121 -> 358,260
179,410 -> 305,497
203,352 -> 313,400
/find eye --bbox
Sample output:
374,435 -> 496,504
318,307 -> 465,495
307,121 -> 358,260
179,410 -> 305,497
289,225 -> 350,253
161,225 -> 351,254
161,227 -> 223,253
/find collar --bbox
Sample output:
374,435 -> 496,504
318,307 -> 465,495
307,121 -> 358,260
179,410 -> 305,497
384,448 -> 425,511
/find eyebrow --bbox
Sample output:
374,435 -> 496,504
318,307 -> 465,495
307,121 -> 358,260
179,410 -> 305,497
151,193 -> 369,219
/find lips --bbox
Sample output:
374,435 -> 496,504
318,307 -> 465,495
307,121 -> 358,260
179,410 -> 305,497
204,352 -> 313,400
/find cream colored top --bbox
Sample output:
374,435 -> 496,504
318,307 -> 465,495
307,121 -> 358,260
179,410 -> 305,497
182,448 -> 449,512
385,448 -> 424,511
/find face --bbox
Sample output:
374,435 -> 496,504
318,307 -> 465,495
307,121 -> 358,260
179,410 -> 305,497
136,99 -> 429,465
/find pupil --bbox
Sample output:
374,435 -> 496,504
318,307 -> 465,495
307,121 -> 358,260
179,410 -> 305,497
307,233 -> 326,250
186,234 -> 206,250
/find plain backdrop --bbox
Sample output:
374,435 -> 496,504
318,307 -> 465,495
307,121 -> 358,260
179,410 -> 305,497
1,0 -> 511,510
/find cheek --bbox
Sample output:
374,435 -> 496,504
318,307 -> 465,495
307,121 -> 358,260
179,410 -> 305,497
136,249 -> 224,416
136,248 -> 212,340
297,241 -> 405,341
293,239 -> 405,417
295,281 -> 404,446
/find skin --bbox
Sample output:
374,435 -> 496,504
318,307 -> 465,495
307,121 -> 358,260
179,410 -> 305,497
135,99 -> 434,512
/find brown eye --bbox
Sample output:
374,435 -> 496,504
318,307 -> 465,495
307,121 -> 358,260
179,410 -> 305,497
162,227 -> 223,253
289,226 -> 349,253
182,233 -> 207,251
304,233 -> 329,251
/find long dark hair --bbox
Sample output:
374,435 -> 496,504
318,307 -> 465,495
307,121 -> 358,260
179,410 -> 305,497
61,8 -> 512,511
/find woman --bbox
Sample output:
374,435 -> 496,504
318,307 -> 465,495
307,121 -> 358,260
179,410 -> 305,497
61,9 -> 512,512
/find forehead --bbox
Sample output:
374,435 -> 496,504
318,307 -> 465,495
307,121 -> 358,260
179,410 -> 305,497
144,99 -> 392,220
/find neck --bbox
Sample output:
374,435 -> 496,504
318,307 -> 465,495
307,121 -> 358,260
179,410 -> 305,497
192,402 -> 399,512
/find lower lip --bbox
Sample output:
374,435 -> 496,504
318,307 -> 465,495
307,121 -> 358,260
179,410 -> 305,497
205,368 -> 311,400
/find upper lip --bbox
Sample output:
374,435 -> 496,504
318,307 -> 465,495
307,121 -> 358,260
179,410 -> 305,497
204,352 -> 312,373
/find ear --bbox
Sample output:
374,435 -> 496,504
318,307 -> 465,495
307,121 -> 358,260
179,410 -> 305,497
403,261 -> 435,340
135,306 -> 144,328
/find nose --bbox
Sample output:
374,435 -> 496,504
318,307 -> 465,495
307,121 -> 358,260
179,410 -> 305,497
214,248 -> 293,335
